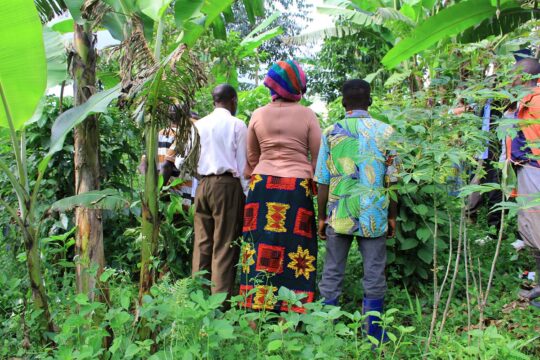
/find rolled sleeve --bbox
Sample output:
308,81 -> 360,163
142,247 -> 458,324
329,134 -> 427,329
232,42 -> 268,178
314,134 -> 331,185
164,141 -> 177,163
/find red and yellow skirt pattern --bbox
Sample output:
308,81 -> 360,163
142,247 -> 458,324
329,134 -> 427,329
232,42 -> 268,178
239,175 -> 317,313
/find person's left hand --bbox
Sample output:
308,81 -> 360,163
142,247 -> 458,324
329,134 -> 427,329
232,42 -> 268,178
388,218 -> 396,238
318,219 -> 327,240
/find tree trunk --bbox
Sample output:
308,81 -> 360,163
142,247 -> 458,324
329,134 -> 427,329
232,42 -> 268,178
73,23 -> 105,301
24,226 -> 55,333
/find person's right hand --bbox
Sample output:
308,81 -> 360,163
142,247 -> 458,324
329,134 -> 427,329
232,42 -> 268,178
318,219 -> 327,240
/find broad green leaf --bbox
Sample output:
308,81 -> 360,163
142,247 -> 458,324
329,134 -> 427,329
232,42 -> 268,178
99,268 -> 116,282
416,227 -> 431,242
211,14 -> 227,40
44,26 -> 68,89
174,0 -> 204,27
41,84 -> 121,172
364,69 -> 383,83
244,11 -> 281,40
459,7 -> 538,43
223,4 -> 234,22
414,204 -> 429,216
138,0 -> 173,21
201,0 -> 235,27
101,11 -> 127,41
65,0 -> 84,24
51,189 -> 130,211
97,71 -> 121,89
384,70 -> 411,88
267,339 -> 283,352
417,246 -> 433,264
400,238 -> 419,251
243,0 -> 256,24
382,0 -> 499,69
180,19 -> 205,47
0,0 -> 46,130
124,343 -> 140,359
238,27 -> 283,58
51,18 -> 75,34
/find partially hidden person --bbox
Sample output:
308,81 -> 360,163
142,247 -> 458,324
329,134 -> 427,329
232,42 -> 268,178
192,84 -> 248,304
239,60 -> 321,313
159,105 -> 200,209
509,58 -> 540,307
315,79 -> 399,344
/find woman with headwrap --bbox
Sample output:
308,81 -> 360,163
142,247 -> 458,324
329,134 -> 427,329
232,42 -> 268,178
239,60 -> 321,313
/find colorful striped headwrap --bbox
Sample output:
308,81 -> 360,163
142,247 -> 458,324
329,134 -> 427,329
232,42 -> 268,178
263,60 -> 307,102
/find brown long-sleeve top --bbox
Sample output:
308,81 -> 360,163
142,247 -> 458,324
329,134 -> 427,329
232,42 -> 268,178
245,101 -> 322,179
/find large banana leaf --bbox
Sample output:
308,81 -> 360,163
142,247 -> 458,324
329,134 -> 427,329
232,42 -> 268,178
138,0 -> 173,21
238,11 -> 282,58
243,0 -> 265,24
0,0 -> 47,130
174,0 -> 204,27
178,0 -> 235,47
40,84 -> 121,172
35,0 -> 67,22
44,26 -> 68,88
65,0 -> 83,24
382,0 -> 502,69
459,7 -> 538,43
51,189 -> 130,211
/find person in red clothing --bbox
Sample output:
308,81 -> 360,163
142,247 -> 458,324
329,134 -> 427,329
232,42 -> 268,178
510,58 -> 540,306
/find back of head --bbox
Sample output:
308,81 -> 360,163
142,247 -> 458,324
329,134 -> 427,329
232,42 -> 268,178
515,58 -> 540,87
212,84 -> 237,104
342,79 -> 371,110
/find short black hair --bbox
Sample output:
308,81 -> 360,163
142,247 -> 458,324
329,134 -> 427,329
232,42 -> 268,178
342,79 -> 371,107
516,58 -> 540,76
212,84 -> 237,103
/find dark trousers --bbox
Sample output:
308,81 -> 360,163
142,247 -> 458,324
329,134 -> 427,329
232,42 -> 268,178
319,226 -> 387,301
467,160 -> 503,228
193,175 -> 244,298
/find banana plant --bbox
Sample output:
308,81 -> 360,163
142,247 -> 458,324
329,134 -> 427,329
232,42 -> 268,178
0,0 -> 53,335
0,0 -> 118,337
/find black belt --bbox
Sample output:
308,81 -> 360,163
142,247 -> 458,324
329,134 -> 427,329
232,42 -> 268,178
201,172 -> 234,178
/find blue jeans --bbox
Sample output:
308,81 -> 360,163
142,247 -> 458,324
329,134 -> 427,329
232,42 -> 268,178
319,226 -> 387,301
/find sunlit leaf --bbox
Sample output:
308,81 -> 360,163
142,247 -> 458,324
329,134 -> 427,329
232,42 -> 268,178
0,0 -> 47,130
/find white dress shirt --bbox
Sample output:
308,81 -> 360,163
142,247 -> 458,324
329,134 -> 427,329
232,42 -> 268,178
195,108 -> 248,193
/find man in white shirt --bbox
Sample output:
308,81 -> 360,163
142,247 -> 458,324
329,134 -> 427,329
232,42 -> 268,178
193,84 -> 248,302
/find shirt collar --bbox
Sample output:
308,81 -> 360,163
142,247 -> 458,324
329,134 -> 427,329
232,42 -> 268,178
345,109 -> 370,118
213,107 -> 232,116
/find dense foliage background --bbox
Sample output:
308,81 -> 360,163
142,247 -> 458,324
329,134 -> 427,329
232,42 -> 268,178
1,0 -> 540,359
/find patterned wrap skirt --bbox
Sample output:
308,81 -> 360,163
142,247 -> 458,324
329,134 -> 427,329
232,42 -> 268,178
239,174 -> 317,313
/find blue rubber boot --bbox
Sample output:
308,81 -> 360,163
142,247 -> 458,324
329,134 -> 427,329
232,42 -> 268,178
363,298 -> 389,346
323,298 -> 339,306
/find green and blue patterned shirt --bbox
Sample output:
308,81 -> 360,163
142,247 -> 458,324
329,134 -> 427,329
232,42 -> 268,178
315,110 -> 398,237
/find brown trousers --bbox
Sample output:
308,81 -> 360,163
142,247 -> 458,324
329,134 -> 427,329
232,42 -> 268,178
193,174 -> 244,298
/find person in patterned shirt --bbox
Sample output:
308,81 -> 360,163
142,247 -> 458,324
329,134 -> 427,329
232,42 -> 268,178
315,79 -> 398,345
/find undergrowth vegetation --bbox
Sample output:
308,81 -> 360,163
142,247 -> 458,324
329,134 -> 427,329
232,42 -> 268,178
1,0 -> 540,359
